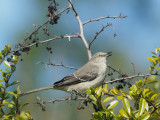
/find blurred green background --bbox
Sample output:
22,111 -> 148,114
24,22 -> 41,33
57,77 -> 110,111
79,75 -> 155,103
1,0 -> 160,119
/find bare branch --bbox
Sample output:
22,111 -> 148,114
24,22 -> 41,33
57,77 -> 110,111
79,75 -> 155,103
12,35 -> 78,54
43,97 -> 84,104
83,14 -> 127,25
36,96 -> 84,111
22,20 -> 49,44
104,73 -> 159,84
68,0 -> 92,60
107,65 -> 124,75
40,61 -> 78,70
19,86 -> 54,97
20,6 -> 70,44
89,23 -> 112,49
131,62 -> 135,74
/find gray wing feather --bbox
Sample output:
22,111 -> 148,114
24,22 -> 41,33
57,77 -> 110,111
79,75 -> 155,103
54,63 -> 99,87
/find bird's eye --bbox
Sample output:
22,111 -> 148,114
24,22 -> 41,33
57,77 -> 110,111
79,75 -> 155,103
98,54 -> 102,57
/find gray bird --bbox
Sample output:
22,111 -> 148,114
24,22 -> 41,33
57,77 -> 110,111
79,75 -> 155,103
20,52 -> 112,96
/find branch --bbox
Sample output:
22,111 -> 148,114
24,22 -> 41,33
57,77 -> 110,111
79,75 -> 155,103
22,20 -> 49,43
20,6 -> 70,45
40,61 -> 78,70
68,0 -> 92,60
43,97 -> 84,104
107,65 -> 124,76
131,62 -> 135,74
89,23 -> 112,49
83,14 -> 127,25
104,73 -> 159,84
36,96 -> 84,111
12,35 -> 78,54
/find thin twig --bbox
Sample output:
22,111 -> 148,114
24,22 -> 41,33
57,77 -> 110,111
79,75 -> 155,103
104,73 -> 159,84
44,97 -> 84,104
89,23 -> 112,49
83,14 -> 127,25
131,62 -> 135,74
20,6 -> 70,44
36,96 -> 84,111
12,35 -> 78,54
68,0 -> 92,60
107,65 -> 123,75
40,61 -> 78,70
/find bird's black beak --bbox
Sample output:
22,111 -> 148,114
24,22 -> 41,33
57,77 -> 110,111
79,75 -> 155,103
106,52 -> 112,57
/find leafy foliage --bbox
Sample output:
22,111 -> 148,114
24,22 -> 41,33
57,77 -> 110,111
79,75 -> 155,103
86,48 -> 160,120
0,44 -> 32,120
147,48 -> 160,72
87,78 -> 160,120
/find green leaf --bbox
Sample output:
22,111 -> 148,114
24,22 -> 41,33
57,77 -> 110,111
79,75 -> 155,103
0,52 -> 2,59
139,98 -> 146,116
145,101 -> 149,111
117,95 -> 123,100
5,68 -> 10,73
103,84 -> 108,93
129,85 -> 137,94
139,113 -> 150,120
5,44 -> 11,51
21,102 -> 29,108
154,66 -> 160,71
86,87 -> 91,94
155,93 -> 160,100
89,95 -> 97,104
8,103 -> 14,108
144,91 -> 152,97
108,100 -> 118,109
122,98 -> 131,115
95,86 -> 103,97
110,87 -> 118,95
147,57 -> 156,65
18,111 -> 28,119
3,61 -> 11,68
155,48 -> 160,54
2,72 -> 7,79
0,82 -> 3,86
151,51 -> 156,55
136,80 -> 143,87
151,94 -> 157,101
137,88 -> 142,94
119,90 -> 127,96
149,66 -> 154,73
119,108 -> 129,118
148,75 -> 158,84
143,88 -> 150,97
8,92 -> 17,96
10,81 -> 21,86
26,110 -> 33,119
103,96 -> 114,103
126,95 -> 133,100
13,55 -> 18,62
16,86 -> 21,94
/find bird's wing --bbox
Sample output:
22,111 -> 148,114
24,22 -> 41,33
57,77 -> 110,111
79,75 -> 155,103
54,72 -> 98,87
54,63 -> 99,87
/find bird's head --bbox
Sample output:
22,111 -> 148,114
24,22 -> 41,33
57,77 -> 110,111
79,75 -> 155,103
90,52 -> 112,63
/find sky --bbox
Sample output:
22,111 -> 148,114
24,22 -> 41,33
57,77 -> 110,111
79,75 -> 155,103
0,0 -> 160,120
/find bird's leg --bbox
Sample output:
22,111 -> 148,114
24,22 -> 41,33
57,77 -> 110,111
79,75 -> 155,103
71,89 -> 85,97
70,91 -> 76,100
70,89 -> 78,100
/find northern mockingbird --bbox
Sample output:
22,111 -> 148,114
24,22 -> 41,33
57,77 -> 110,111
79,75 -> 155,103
20,52 -> 112,96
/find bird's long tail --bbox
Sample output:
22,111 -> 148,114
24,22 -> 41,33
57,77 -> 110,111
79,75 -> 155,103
19,85 -> 54,97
